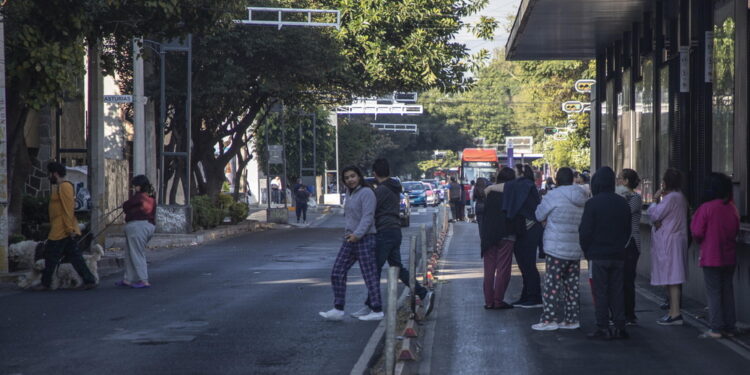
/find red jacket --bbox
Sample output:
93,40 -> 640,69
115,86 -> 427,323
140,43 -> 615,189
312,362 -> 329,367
690,199 -> 740,267
123,192 -> 156,225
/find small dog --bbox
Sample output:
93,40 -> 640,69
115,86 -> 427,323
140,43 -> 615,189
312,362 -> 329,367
16,241 -> 103,290
8,240 -> 45,270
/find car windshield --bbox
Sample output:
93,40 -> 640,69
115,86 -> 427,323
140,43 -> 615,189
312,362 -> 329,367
403,182 -> 425,191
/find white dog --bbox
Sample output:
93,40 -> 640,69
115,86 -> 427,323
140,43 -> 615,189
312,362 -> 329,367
16,241 -> 103,290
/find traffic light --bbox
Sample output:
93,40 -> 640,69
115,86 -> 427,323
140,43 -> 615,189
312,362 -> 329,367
544,127 -> 558,135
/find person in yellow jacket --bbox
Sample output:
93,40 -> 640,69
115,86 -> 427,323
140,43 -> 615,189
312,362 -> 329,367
38,162 -> 97,290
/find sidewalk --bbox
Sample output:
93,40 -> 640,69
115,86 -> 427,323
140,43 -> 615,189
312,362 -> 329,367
421,222 -> 750,374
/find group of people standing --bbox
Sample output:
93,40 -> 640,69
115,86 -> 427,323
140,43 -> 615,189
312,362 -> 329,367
319,159 -> 434,322
477,163 -> 740,340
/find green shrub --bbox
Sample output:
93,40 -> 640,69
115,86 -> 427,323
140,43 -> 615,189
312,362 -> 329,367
218,193 -> 234,210
228,202 -> 249,224
9,233 -> 25,245
192,195 -> 223,229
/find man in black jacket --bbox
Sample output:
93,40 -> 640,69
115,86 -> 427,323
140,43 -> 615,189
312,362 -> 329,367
352,159 -> 434,318
579,166 -> 632,339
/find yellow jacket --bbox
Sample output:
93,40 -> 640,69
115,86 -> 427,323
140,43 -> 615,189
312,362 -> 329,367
48,181 -> 81,240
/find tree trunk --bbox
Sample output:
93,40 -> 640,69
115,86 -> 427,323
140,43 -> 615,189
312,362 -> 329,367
6,105 -> 30,235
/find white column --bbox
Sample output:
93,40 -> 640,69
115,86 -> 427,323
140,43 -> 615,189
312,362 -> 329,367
132,38 -> 145,175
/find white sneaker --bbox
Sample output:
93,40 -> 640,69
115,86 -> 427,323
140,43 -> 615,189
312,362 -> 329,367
357,311 -> 384,321
319,308 -> 345,321
559,322 -> 580,330
531,322 -> 559,331
351,306 -> 372,318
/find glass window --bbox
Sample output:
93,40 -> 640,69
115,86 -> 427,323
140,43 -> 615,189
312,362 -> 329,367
637,57 -> 655,203
658,64 -> 670,182
604,80 -> 616,167
621,70 -> 633,170
712,1 -> 735,177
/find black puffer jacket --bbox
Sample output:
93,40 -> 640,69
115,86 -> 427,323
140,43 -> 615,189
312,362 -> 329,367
480,184 -> 514,256
374,178 -> 403,231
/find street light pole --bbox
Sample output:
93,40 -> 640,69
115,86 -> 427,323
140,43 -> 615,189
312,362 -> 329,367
133,38 -> 146,175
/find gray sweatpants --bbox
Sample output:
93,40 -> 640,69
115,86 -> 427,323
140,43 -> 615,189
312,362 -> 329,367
124,220 -> 155,283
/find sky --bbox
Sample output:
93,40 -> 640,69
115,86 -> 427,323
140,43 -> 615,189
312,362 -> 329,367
454,0 -> 522,56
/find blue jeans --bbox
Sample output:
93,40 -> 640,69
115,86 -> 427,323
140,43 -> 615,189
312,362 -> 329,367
365,228 -> 428,308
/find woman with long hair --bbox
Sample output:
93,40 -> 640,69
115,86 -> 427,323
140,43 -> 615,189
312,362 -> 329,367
691,172 -> 740,338
116,175 -> 156,289
648,168 -> 689,325
319,166 -> 383,321
473,177 -> 490,229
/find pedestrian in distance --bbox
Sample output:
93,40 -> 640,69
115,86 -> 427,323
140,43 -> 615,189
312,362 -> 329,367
616,169 -> 643,325
648,168 -> 689,326
448,176 -> 463,222
480,167 -> 518,310
116,175 -> 156,289
691,172 -> 740,339
473,177 -> 490,229
294,184 -> 310,223
319,166 -> 383,321
351,159 -> 435,319
579,166 -> 632,340
35,162 -> 98,291
503,164 -> 543,308
532,167 -> 588,331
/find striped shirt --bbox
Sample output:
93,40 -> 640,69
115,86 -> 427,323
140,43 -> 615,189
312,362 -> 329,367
623,191 -> 643,250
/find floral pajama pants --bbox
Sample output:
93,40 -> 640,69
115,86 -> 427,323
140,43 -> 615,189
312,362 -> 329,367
541,255 -> 581,324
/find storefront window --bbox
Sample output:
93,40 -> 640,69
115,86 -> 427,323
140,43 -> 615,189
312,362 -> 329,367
712,1 -> 735,177
658,64 -> 670,183
604,80 -> 616,167
637,58 -> 655,203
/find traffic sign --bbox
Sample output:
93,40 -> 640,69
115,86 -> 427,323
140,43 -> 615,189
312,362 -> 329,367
268,145 -> 284,164
562,101 -> 584,113
104,95 -> 133,103
574,79 -> 596,93
544,127 -> 558,135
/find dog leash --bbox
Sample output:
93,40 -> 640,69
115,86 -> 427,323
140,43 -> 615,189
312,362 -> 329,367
76,208 -> 125,247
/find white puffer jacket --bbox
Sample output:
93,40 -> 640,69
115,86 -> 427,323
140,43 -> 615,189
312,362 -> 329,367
535,185 -> 589,260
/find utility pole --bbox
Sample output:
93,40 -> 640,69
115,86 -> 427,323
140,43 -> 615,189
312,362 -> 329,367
0,13 -> 9,272
87,38 -> 105,238
132,38 -> 146,175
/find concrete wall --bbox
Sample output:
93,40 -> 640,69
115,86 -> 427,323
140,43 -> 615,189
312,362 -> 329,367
637,220 -> 750,325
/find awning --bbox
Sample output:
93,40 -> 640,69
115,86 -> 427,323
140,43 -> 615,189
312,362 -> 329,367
505,0 -> 650,60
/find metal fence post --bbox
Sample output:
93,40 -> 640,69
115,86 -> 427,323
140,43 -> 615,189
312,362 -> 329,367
420,224 -> 428,276
385,266 -> 399,375
409,235 -> 417,316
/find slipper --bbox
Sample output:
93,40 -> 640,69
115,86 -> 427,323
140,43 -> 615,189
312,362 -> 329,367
698,331 -> 722,339
130,282 -> 151,289
115,280 -> 131,287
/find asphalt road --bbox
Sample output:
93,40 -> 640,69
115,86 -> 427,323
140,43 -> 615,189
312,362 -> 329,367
0,207 -> 438,375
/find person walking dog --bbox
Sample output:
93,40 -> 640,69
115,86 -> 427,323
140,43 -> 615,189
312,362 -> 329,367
116,175 -> 156,289
320,166 -> 383,321
36,162 -> 98,291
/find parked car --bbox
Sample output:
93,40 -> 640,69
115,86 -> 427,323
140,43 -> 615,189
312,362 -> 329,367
403,181 -> 428,207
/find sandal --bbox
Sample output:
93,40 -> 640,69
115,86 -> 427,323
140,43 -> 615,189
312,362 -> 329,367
130,282 -> 151,289
698,330 -> 723,339
115,280 -> 131,287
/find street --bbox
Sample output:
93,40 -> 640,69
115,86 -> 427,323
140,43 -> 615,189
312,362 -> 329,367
0,208 -> 437,375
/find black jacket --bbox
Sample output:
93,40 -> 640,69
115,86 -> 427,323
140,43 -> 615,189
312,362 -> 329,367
374,178 -> 402,231
503,177 -> 541,221
578,167 -> 632,260
480,186 -> 514,256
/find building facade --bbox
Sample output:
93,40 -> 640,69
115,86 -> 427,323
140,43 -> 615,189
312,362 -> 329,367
507,0 -> 750,321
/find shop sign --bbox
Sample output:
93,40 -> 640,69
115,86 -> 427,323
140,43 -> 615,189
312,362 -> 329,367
562,101 -> 584,113
705,31 -> 713,83
574,79 -> 596,93
268,145 -> 283,164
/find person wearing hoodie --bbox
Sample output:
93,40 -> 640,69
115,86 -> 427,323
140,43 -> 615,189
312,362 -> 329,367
579,166 -> 632,339
480,167 -> 518,309
691,172 -> 740,338
648,168 -> 689,326
352,159 -> 434,319
319,166 -> 383,322
531,167 -> 588,331
503,164 -> 543,308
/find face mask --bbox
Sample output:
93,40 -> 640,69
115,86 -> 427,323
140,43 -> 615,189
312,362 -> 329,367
49,176 -> 58,184
615,185 -> 629,197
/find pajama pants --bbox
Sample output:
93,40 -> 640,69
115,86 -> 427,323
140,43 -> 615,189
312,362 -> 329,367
541,255 -> 581,324
483,240 -> 514,307
331,234 -> 382,311
123,220 -> 155,283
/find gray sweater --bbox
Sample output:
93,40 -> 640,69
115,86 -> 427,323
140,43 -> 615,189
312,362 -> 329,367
345,185 -> 377,239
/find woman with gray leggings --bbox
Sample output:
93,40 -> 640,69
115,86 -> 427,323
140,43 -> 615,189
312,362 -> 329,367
116,175 -> 156,289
